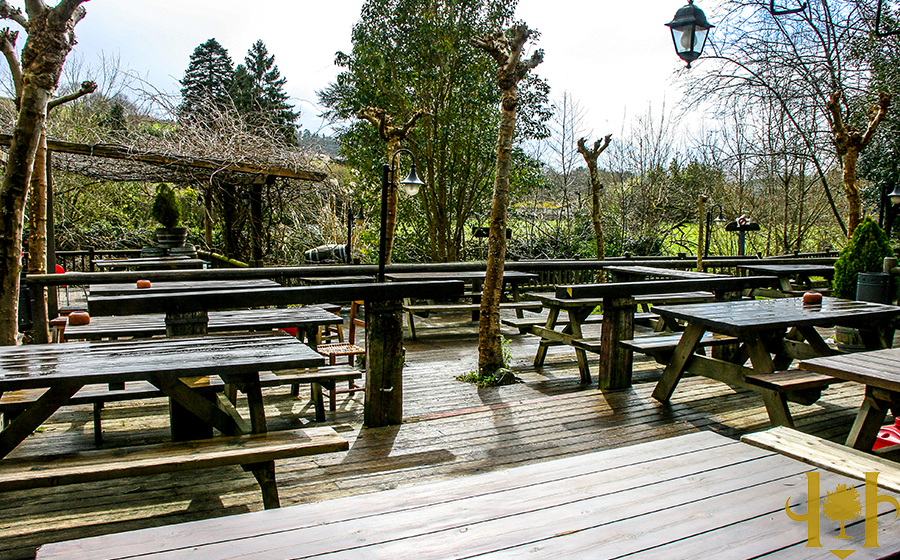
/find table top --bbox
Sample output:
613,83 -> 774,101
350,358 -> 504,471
385,270 -> 537,283
601,265 -> 728,279
93,257 -> 209,270
653,296 -> 900,336
800,347 -> 900,393
36,430 -> 900,559
65,306 -> 341,340
89,279 -> 280,297
0,333 -> 325,391
528,290 -> 716,309
738,263 -> 835,276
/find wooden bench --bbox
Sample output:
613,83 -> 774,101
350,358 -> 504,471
741,426 -> 900,492
403,301 -> 542,339
620,332 -> 739,362
0,367 -> 363,443
502,312 -> 605,334
744,369 -> 842,406
0,427 -> 348,509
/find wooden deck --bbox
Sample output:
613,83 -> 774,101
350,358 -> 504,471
0,310 -> 875,560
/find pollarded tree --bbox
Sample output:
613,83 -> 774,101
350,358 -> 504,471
0,0 -> 90,345
474,23 -> 543,375
179,38 -> 234,123
318,0 -> 550,263
577,134 -> 612,260
232,40 -> 298,146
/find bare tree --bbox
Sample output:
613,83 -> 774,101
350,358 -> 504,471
577,134 -> 612,259
0,0 -> 89,345
474,23 -> 542,375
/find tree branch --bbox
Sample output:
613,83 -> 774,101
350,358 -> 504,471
859,92 -> 892,148
49,0 -> 87,25
48,79 -> 96,110
0,28 -> 22,100
0,1 -> 28,27
23,0 -> 45,18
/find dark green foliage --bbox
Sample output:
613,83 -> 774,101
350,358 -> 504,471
179,38 -> 235,121
833,217 -> 894,299
99,103 -> 127,134
231,40 -> 299,145
151,183 -> 181,229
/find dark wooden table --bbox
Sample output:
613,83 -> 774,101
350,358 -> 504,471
92,257 -> 210,271
34,430 -> 900,559
65,306 -> 341,344
89,279 -> 280,297
602,264 -> 728,281
0,333 -> 325,458
739,263 -> 834,294
800,348 -> 900,450
651,297 -> 900,426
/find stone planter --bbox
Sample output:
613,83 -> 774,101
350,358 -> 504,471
155,227 -> 188,249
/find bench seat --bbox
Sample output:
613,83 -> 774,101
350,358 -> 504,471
0,367 -> 363,442
741,426 -> 900,493
743,369 -> 841,405
403,301 -> 542,339
0,427 -> 348,509
619,332 -> 739,359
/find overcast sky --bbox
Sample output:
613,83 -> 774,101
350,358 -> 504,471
70,1 -> 696,138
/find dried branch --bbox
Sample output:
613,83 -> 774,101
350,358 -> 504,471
47,79 -> 95,110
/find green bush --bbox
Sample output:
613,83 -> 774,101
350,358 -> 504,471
150,183 -> 181,229
832,217 -> 894,299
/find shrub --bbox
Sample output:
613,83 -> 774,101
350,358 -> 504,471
150,183 -> 181,229
832,217 -> 894,299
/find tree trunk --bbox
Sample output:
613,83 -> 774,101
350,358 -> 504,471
26,132 -> 49,343
474,25 -> 543,374
842,150 -> 861,236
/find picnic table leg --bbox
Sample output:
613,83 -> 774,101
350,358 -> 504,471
744,331 -> 794,427
598,297 -> 635,390
152,375 -> 247,440
364,298 -> 404,427
291,325 -> 321,397
845,386 -> 894,450
652,323 -> 706,403
567,308 -> 592,384
534,307 -> 561,367
0,382 -> 82,459
244,460 -> 280,509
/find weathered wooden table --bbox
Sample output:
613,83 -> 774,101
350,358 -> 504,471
88,279 -> 280,297
652,297 -> 900,426
800,348 -> 900,450
92,256 -> 210,270
739,263 -> 835,295
0,333 -> 326,457
65,306 -> 341,344
34,430 -> 900,559
602,264 -> 728,281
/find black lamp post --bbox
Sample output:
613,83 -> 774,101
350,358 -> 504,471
704,203 -> 726,258
378,148 -> 424,282
666,0 -> 714,68
879,181 -> 900,238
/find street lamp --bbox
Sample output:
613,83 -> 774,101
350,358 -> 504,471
879,182 -> 900,238
704,203 -> 727,258
666,0 -> 714,69
379,148 -> 425,282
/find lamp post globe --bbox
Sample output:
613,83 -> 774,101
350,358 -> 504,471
666,0 -> 714,68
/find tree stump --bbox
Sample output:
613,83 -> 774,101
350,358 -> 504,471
364,299 -> 404,427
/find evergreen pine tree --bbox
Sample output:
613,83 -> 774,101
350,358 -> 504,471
179,38 -> 235,122
232,40 -> 299,145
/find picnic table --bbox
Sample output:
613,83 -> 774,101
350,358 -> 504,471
800,347 -> 900,450
384,270 -> 539,338
738,263 -> 834,295
88,279 -> 280,297
0,333 -> 325,458
34,430 -> 900,559
651,297 -> 900,427
92,256 -> 209,271
602,264 -> 728,281
64,306 -> 342,344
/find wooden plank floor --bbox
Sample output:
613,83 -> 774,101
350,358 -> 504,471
0,310 -> 874,560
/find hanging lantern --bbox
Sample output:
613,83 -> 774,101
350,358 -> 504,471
666,0 -> 714,68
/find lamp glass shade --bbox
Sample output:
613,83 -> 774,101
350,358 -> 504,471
889,184 -> 900,206
399,164 -> 425,195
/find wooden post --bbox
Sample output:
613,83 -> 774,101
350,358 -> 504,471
697,194 -> 707,272
165,311 -> 212,440
598,297 -> 635,390
364,298 -> 404,427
